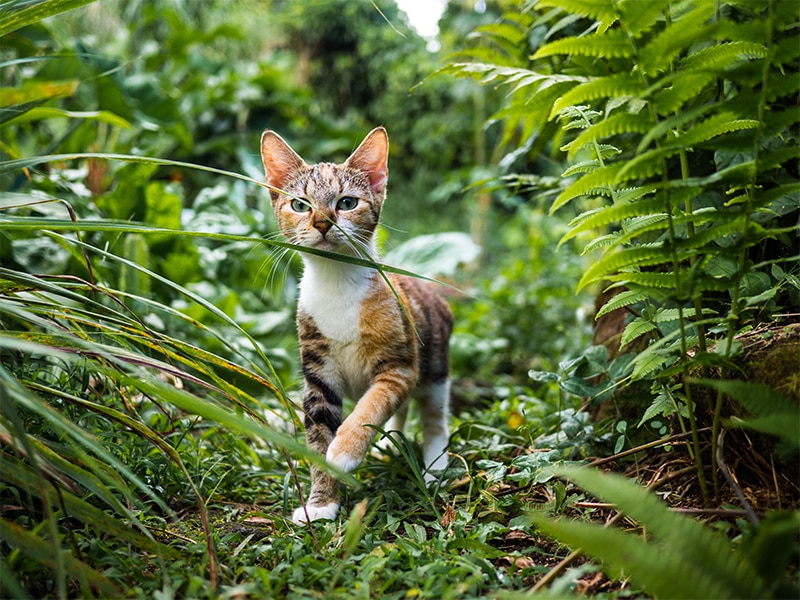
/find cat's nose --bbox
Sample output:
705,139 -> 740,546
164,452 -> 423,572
312,214 -> 333,235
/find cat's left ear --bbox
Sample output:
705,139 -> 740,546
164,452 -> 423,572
261,130 -> 307,202
345,127 -> 389,195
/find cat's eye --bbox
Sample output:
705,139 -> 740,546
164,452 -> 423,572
337,196 -> 358,211
290,198 -> 311,213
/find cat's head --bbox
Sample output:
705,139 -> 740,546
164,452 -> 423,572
260,127 -> 389,258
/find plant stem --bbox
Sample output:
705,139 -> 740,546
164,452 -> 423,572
710,0 -> 774,505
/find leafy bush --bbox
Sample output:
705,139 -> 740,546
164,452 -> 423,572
445,0 -> 799,495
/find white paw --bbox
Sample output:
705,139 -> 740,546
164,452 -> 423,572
326,439 -> 362,473
292,502 -> 339,525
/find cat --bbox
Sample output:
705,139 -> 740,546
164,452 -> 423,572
260,126 -> 453,524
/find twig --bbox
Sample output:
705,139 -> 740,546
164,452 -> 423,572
573,502 -> 763,518
715,429 -> 759,526
588,428 -> 711,467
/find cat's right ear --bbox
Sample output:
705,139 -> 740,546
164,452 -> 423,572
261,131 -> 306,202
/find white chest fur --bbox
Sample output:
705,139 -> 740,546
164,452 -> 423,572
298,257 -> 374,343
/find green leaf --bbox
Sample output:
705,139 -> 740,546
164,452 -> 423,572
552,73 -> 644,116
0,0 -> 99,37
595,289 -> 646,318
533,29 -> 633,60
740,511 -> 800,584
1,106 -> 131,128
560,194 -> 662,245
532,466 -> 770,599
639,2 -> 716,76
538,0 -> 618,24
694,379 -> 800,449
620,317 -> 656,347
0,80 -> 79,107
578,244 -> 669,290
0,517 -> 121,596
618,0 -> 670,38
551,163 -> 624,213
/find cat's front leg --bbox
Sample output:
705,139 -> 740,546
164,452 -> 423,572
326,372 -> 414,472
293,376 -> 343,524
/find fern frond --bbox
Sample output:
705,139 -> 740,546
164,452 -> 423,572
639,2 -> 716,76
473,22 -> 527,50
447,44 -> 520,68
582,232 -> 621,254
569,112 -> 652,160
551,73 -> 643,116
551,163 -> 624,213
631,346 -> 675,380
677,219 -> 764,251
772,32 -> 800,70
697,379 -> 800,449
615,186 -> 657,203
533,466 -> 770,599
767,67 -> 800,102
606,271 -> 676,289
652,71 -> 716,116
562,159 -> 601,177
531,516 -> 741,599
612,213 -> 670,245
537,0 -> 617,25
618,0 -> 670,39
560,195 -> 663,245
532,29 -> 633,60
489,80 -> 576,136
614,148 -> 667,183
595,288 -> 647,318
578,244 -> 670,290
680,41 -> 767,70
623,116 -> 759,181
652,307 -> 716,324
621,317 -> 657,347
677,114 -> 760,148
760,144 -> 800,173
637,104 -> 716,153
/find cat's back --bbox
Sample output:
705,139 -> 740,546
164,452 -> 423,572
379,273 -> 452,385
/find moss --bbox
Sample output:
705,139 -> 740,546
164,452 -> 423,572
736,323 -> 800,402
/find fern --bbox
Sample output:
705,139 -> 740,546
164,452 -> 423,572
578,243 -> 671,290
551,163 -> 624,212
532,29 -> 634,60
680,40 -> 768,70
551,73 -> 644,117
537,0 -> 618,26
620,318 -> 657,347
696,379 -> 800,451
568,112 -> 651,160
617,0 -> 671,39
451,0 -> 799,526
531,467 -> 772,599
638,2 -> 716,76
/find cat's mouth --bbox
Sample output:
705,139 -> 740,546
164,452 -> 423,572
306,233 -> 346,253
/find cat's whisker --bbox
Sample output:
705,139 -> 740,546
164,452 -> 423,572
254,232 -> 292,298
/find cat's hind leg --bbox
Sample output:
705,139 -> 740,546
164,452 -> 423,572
418,379 -> 450,482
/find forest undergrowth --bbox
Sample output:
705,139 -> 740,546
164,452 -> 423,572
1,0 -> 798,598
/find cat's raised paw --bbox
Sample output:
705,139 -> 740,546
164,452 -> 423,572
326,439 -> 363,473
292,502 -> 339,525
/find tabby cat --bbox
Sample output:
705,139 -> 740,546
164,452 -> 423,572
260,127 -> 453,524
